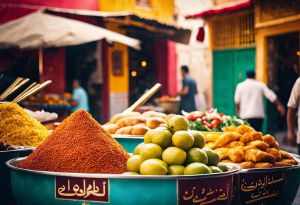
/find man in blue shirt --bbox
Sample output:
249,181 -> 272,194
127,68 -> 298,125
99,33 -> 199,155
178,65 -> 197,112
71,79 -> 90,112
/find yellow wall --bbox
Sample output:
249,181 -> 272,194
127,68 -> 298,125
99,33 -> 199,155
99,0 -> 174,23
106,23 -> 129,93
256,20 -> 300,83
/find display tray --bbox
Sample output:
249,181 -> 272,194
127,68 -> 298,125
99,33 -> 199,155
7,157 -> 239,205
113,135 -> 144,153
231,154 -> 300,205
0,146 -> 35,205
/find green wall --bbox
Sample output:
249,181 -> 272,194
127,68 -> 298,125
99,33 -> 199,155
213,48 -> 256,116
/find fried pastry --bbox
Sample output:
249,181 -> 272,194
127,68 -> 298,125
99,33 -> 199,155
237,162 -> 255,169
247,140 -> 269,151
215,132 -> 241,147
225,141 -> 244,148
221,159 -> 233,163
245,149 -> 276,163
236,125 -> 255,135
214,148 -> 230,160
279,150 -> 294,159
266,148 -> 282,161
280,159 -> 298,165
255,162 -> 273,168
228,147 -> 244,163
240,131 -> 262,143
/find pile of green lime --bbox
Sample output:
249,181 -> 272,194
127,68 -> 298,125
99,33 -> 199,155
125,115 -> 230,175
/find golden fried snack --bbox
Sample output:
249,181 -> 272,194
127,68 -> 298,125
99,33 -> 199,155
111,112 -> 141,123
279,150 -> 294,159
245,149 -> 276,163
214,148 -> 230,160
223,126 -> 237,132
280,159 -> 298,165
243,145 -> 258,152
221,159 -> 233,163
237,162 -> 255,169
215,132 -> 241,147
131,125 -> 150,135
204,142 -> 217,150
271,141 -> 280,149
236,125 -> 255,135
103,123 -> 119,134
247,140 -> 269,151
142,111 -> 166,119
146,117 -> 165,129
255,162 -> 273,168
266,148 -> 282,161
115,126 -> 133,135
240,131 -> 262,143
116,117 -> 146,128
262,134 -> 276,145
228,147 -> 244,163
273,161 -> 291,167
225,141 -> 244,148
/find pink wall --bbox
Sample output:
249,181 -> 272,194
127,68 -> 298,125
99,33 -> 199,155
154,40 -> 178,95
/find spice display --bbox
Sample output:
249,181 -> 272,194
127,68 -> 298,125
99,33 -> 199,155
0,103 -> 50,146
185,109 -> 246,131
125,115 -> 230,175
208,125 -> 298,168
104,111 -> 168,135
17,110 -> 130,174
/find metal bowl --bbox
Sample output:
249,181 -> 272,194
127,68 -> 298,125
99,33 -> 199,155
155,101 -> 180,113
231,154 -> 300,205
113,135 -> 144,153
7,157 -> 239,205
0,146 -> 35,205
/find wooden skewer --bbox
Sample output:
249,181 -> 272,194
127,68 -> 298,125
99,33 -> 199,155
12,82 -> 38,103
124,83 -> 162,113
0,77 -> 23,100
1,78 -> 30,100
15,80 -> 52,103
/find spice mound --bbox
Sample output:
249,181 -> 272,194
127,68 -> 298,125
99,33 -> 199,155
17,110 -> 130,174
0,103 -> 50,147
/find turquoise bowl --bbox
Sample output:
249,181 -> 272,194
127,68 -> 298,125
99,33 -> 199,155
113,135 -> 144,153
0,147 -> 34,205
232,154 -> 300,205
7,157 -> 239,205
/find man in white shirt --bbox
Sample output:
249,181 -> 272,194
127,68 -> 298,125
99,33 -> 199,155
287,78 -> 300,154
234,70 -> 285,131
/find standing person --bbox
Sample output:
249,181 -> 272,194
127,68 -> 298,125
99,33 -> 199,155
71,79 -> 90,112
177,65 -> 198,112
287,78 -> 300,153
234,70 -> 285,131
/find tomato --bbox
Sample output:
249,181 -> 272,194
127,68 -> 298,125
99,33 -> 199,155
208,108 -> 215,113
201,116 -> 208,121
211,119 -> 221,128
206,123 -> 213,129
187,113 -> 203,121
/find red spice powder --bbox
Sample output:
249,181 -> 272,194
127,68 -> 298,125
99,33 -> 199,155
17,110 -> 130,174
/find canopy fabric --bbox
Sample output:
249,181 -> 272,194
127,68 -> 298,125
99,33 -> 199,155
186,0 -> 251,19
0,11 -> 141,49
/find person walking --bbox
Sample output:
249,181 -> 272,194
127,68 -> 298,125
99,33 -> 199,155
177,65 -> 198,112
71,79 -> 90,112
234,70 -> 285,131
287,77 -> 300,154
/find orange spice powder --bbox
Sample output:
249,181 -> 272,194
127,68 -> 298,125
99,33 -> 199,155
18,110 -> 130,174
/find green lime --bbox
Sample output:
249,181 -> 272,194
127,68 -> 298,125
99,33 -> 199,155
167,115 -> 189,132
126,155 -> 144,173
162,147 -> 186,165
217,163 -> 230,172
184,163 -> 211,175
150,129 -> 173,147
133,143 -> 144,155
189,130 -> 206,148
139,143 -> 163,160
209,166 -> 223,173
168,165 -> 185,175
140,159 -> 168,175
172,131 -> 194,150
203,148 -> 220,166
186,148 -> 208,164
